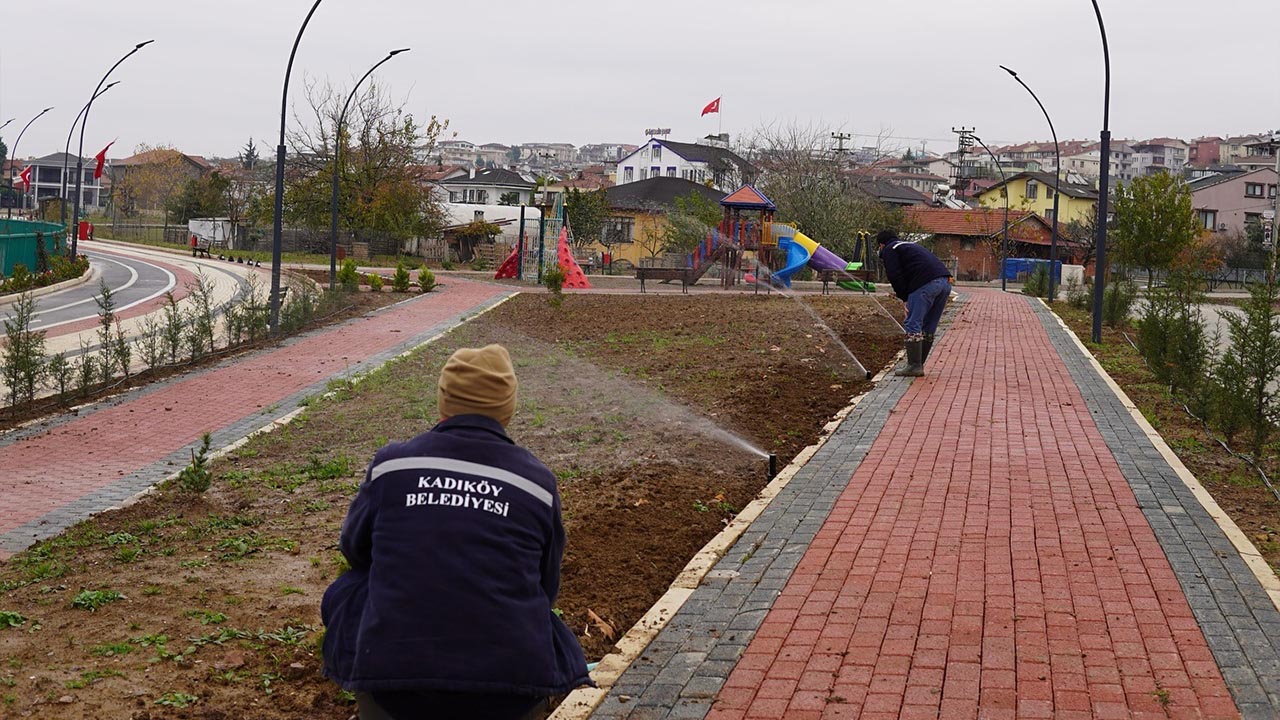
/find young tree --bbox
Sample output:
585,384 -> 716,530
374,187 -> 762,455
565,188 -> 609,248
166,171 -> 232,223
286,80 -> 448,242
1111,172 -> 1199,288
111,144 -> 195,218
662,191 -> 723,255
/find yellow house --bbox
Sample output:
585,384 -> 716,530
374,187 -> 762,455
975,171 -> 1099,226
583,176 -> 726,268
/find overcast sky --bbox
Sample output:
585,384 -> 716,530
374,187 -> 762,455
2,0 -> 1277,162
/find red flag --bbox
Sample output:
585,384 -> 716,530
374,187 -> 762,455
93,141 -> 115,180
700,97 -> 721,116
18,166 -> 32,192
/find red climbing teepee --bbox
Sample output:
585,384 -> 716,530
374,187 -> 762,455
556,228 -> 591,289
494,244 -> 520,279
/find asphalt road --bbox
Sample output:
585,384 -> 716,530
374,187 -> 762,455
27,247 -> 177,333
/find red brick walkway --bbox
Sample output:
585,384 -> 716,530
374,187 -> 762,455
710,291 -> 1240,720
0,279 -> 507,559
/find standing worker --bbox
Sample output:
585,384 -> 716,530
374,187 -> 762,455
877,229 -> 953,377
322,344 -> 591,720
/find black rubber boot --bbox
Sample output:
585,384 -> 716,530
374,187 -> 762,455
895,340 -> 925,377
922,334 -> 935,363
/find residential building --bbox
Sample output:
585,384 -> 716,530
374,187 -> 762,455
10,152 -> 104,211
1131,138 -> 1189,176
522,142 -> 577,168
1188,137 -> 1223,167
974,170 -> 1099,225
432,140 -> 480,167
905,206 -> 1057,281
578,143 -> 635,164
615,138 -> 753,193
1060,140 -> 1138,184
437,167 -> 536,206
586,176 -> 726,267
1188,167 -> 1278,236
846,173 -> 929,206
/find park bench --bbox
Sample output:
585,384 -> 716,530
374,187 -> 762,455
191,236 -> 228,259
636,267 -> 691,294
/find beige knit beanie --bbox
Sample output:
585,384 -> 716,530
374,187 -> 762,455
437,344 -> 518,426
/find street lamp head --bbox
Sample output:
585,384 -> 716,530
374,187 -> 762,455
135,40 -> 155,50
389,48 -> 410,56
999,65 -> 1017,78
41,107 -> 55,114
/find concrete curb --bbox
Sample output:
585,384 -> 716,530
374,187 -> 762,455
1043,300 -> 1280,612
0,265 -> 98,307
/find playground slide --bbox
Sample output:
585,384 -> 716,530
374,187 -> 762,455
768,224 -> 874,291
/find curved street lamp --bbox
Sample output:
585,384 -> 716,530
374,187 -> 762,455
0,118 -> 14,132
1000,64 -> 1062,301
972,134 -> 1010,291
270,0 -> 326,335
1090,0 -> 1112,343
61,81 -> 120,234
7,107 -> 54,217
72,40 -> 154,257
329,48 -> 410,289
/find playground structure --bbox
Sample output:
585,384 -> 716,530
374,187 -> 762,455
0,219 -> 65,276
637,184 -> 876,293
495,226 -> 591,289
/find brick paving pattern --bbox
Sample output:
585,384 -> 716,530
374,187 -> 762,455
0,279 -> 511,558
590,289 -> 1278,719
1029,299 -> 1280,717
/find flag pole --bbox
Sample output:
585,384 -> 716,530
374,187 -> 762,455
718,95 -> 723,139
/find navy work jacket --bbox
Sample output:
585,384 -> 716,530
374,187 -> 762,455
321,415 -> 591,696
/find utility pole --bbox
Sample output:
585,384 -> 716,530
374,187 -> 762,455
831,131 -> 851,156
951,127 -> 975,199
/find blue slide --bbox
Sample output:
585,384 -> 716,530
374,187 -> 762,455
772,236 -> 813,287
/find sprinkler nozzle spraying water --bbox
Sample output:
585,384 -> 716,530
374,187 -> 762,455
768,453 -> 778,480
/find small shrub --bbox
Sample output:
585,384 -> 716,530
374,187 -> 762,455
1065,278 -> 1092,310
1,292 -> 47,406
1102,278 -> 1137,327
0,611 -> 26,628
417,267 -> 437,293
366,273 -> 384,292
337,259 -> 359,292
391,263 -> 411,293
543,266 -> 565,307
1021,265 -> 1049,298
177,433 -> 213,493
441,259 -> 455,271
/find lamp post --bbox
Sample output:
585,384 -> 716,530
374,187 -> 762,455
329,48 -> 410,289
270,0 -> 325,334
0,118 -> 13,132
972,135 -> 1010,291
1089,0 -> 1112,343
61,82 -> 119,235
1000,65 -> 1062,301
7,107 -> 54,217
72,40 -> 153,258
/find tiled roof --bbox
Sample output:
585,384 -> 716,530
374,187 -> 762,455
605,176 -> 725,211
438,168 -> 533,188
980,171 -> 1099,200
906,206 -> 1054,243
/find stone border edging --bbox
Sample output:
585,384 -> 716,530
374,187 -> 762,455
548,354 -> 904,720
0,265 -> 98,308
1042,300 -> 1280,611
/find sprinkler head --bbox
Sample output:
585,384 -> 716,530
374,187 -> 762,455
768,453 -> 778,480
866,369 -> 874,380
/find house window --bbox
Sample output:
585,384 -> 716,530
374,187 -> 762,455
652,145 -> 662,161
449,191 -> 460,203
623,166 -> 634,183
666,166 -> 677,177
605,216 -> 635,244
696,169 -> 706,183
650,166 -> 660,177
1245,182 -> 1265,198
1198,209 -> 1217,230
682,169 -> 692,180
1025,180 -> 1038,199
960,239 -> 976,251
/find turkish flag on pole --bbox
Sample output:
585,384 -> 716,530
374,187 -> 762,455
18,166 -> 32,192
93,141 -> 115,180
700,97 -> 721,116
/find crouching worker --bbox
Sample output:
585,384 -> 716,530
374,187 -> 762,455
322,344 -> 591,720
877,229 -> 953,377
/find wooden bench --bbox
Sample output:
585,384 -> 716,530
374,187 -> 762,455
191,237 -> 228,259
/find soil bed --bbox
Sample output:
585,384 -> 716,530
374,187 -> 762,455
0,292 -> 901,719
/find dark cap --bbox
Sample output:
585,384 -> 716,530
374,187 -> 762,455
875,229 -> 898,245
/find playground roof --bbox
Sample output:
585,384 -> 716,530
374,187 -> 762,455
720,185 -> 776,210
605,176 -> 725,211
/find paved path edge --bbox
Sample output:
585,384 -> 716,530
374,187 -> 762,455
550,353 -> 906,720
1039,299 -> 1280,613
